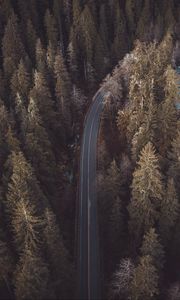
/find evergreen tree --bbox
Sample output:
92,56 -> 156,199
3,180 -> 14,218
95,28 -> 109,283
125,0 -> 136,36
131,101 -> 157,162
2,12 -> 25,77
141,228 -> 165,271
67,29 -> 79,82
80,5 -> 97,85
168,130 -> 180,194
54,49 -> 72,130
111,258 -> 135,298
112,2 -> 129,62
43,208 -> 74,298
25,96 -> 57,194
44,9 -> 58,50
35,39 -> 49,77
11,59 -> 31,102
53,0 -> 64,51
156,32 -> 173,73
99,3 -> 109,51
104,160 -> 121,200
0,70 -> 5,100
71,85 -> 86,125
26,19 -> 37,61
157,97 -> 177,156
5,152 -> 47,229
128,143 -> 164,243
131,255 -> 159,300
72,0 -> 82,26
159,178 -> 179,244
11,197 -> 44,253
0,240 -> 14,291
136,0 -> 153,41
108,196 -> 124,265
94,34 -> 108,80
14,249 -> 50,300
30,70 -> 56,131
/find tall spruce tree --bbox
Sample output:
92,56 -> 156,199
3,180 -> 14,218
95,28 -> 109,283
159,178 -> 179,244
43,208 -> 74,299
141,228 -> 165,271
131,255 -> 159,300
128,143 -> 164,244
54,49 -> 72,131
168,130 -> 180,195
2,12 -> 25,78
14,249 -> 50,300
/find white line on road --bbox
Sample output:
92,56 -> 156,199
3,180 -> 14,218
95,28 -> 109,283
87,98 -> 103,300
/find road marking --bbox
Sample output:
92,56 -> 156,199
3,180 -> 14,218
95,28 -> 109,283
87,97 -> 103,300
79,91 -> 106,299
80,96 -> 100,269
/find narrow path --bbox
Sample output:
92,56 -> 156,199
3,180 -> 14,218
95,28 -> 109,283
78,90 -> 105,300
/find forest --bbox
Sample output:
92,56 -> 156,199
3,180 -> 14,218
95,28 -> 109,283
0,0 -> 179,299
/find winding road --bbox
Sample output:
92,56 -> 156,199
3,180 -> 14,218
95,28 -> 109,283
78,90 -> 105,300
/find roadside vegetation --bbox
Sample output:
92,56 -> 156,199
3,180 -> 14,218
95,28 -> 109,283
98,34 -> 180,300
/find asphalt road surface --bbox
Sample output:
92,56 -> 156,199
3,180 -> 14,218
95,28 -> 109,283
78,90 -> 105,300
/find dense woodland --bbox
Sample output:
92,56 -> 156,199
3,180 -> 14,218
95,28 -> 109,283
98,34 -> 180,299
0,0 -> 179,299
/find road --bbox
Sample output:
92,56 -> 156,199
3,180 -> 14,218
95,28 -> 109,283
78,90 -> 105,300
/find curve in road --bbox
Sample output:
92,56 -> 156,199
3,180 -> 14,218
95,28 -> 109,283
78,90 -> 105,300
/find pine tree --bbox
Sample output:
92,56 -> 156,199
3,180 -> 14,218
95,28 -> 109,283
125,0 -> 136,36
94,34 -> 108,79
46,42 -> 56,75
108,196 -> 124,264
54,50 -> 72,130
136,0 -> 153,41
14,249 -> 50,300
26,19 -> 37,61
0,103 -> 13,166
168,130 -> 180,194
11,60 -> 31,102
25,96 -> 57,192
131,101 -> 157,162
128,143 -> 164,243
156,32 -> 173,73
0,240 -> 14,291
5,126 -> 21,154
63,0 -> 72,28
72,0 -> 82,26
2,12 -> 25,77
117,108 -> 130,146
0,70 -> 5,101
159,178 -> 179,244
6,151 -> 47,252
104,160 -> 121,200
11,198 -> 44,252
99,3 -> 109,50
35,39 -> 49,77
111,258 -> 135,298
131,255 -> 159,300
43,208 -> 74,298
141,228 -> 165,271
30,70 -> 56,131
0,0 -> 14,26
67,29 -> 79,82
112,2 -> 129,62
53,0 -> 64,51
71,85 -> 86,125
80,5 -> 97,85
44,9 -> 58,50
157,97 -> 177,156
